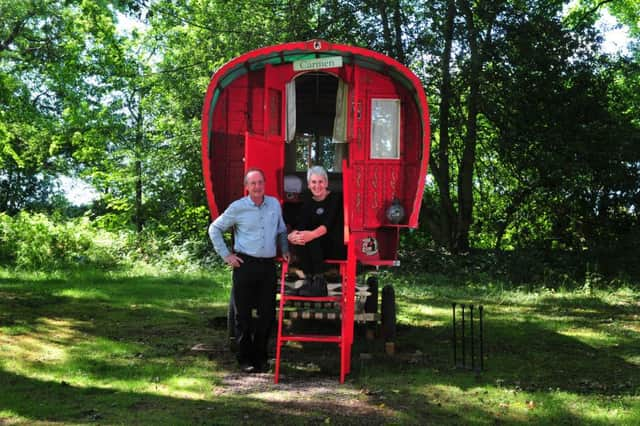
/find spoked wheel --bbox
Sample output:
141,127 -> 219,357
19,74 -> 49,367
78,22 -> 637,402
381,284 -> 396,345
360,275 -> 379,339
364,275 -> 379,314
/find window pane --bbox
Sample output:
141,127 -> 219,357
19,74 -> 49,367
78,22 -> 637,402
370,99 -> 400,159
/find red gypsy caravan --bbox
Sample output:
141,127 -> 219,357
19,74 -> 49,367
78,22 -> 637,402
201,40 -> 430,383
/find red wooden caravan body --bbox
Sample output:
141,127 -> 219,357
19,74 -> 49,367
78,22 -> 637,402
201,40 -> 430,382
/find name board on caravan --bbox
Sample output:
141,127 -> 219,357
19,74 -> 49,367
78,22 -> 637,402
293,56 -> 343,72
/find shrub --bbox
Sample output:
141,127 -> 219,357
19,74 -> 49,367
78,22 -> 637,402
0,212 -> 220,272
0,212 -> 124,270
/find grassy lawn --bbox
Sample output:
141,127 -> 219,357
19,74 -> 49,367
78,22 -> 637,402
0,266 -> 638,425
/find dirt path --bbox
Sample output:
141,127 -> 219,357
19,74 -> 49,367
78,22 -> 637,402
215,372 -> 396,424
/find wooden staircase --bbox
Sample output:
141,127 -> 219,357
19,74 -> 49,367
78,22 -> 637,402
274,242 -> 357,383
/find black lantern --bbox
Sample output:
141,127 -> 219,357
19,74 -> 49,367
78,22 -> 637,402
386,197 -> 405,224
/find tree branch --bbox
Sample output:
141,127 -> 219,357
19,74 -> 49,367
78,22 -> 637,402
0,18 -> 28,53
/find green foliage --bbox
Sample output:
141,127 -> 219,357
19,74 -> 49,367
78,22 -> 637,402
0,0 -> 134,213
570,0 -> 640,37
0,212 -> 123,270
0,212 -> 219,271
2,0 -> 639,276
399,231 -> 640,288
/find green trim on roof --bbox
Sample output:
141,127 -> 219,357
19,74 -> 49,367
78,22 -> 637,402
207,88 -> 222,157
220,67 -> 247,88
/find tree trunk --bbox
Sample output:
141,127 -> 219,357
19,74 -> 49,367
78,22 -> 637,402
494,187 -> 532,250
457,0 -> 481,252
135,158 -> 142,233
377,1 -> 394,57
134,105 -> 144,234
391,0 -> 405,64
426,0 -> 458,251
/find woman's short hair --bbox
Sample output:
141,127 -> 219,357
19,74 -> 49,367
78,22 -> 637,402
307,165 -> 328,183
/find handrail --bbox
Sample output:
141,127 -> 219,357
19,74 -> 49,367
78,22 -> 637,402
341,159 -> 350,245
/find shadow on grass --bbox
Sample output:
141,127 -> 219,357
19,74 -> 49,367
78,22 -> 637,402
339,316 -> 637,424
2,270 -> 638,424
0,273 -> 235,383
1,368 -> 399,425
353,312 -> 639,397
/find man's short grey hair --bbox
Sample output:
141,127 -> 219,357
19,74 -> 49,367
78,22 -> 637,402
307,165 -> 328,183
244,168 -> 266,185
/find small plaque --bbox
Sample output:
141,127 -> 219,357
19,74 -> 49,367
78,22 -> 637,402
361,237 -> 378,256
293,56 -> 343,71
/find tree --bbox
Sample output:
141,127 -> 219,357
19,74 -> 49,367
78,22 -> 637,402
0,0 -> 135,213
569,0 -> 640,38
81,0 -> 325,240
480,4 -> 640,271
418,0 -> 504,252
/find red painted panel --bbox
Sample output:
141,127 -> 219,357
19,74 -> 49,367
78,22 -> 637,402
249,87 -> 264,135
202,40 -> 430,229
244,132 -> 284,200
267,88 -> 282,136
212,86 -> 249,211
364,165 -> 384,228
210,90 -> 230,212
350,164 -> 365,230
350,229 -> 399,263
264,64 -> 286,140
349,66 -> 365,162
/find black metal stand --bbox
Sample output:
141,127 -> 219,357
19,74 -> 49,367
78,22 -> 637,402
452,302 -> 485,372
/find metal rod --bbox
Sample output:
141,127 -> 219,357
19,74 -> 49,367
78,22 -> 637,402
470,304 -> 475,371
461,304 -> 466,368
479,305 -> 484,371
452,303 -> 457,367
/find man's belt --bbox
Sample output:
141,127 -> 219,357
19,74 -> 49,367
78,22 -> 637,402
236,253 -> 275,263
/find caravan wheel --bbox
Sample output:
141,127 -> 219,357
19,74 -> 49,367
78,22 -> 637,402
381,285 -> 396,342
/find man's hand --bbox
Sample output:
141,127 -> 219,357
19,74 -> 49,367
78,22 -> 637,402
224,253 -> 243,268
282,252 -> 291,263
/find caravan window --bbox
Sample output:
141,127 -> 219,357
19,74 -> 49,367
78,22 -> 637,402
370,99 -> 400,159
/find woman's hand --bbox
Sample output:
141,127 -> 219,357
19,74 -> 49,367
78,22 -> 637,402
288,230 -> 300,245
288,227 -> 326,245
288,230 -> 307,245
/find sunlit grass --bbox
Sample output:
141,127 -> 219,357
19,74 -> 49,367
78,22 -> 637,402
558,327 -> 619,345
1,266 -> 639,424
54,288 -> 110,300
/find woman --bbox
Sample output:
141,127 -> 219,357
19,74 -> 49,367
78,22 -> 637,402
288,166 -> 344,297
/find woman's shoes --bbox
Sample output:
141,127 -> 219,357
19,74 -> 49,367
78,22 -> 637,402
298,274 -> 327,297
297,277 -> 313,296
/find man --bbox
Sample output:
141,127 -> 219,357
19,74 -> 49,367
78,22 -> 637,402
208,168 -> 289,373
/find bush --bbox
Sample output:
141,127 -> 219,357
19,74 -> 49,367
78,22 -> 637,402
0,212 -> 221,272
398,235 -> 637,289
0,212 -> 124,270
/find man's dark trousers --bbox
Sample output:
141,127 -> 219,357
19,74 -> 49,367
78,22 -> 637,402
232,254 -> 276,367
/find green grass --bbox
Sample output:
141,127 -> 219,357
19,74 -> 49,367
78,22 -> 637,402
0,267 -> 638,425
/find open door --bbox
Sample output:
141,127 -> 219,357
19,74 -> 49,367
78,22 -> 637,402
243,63 -> 287,200
244,132 -> 284,200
